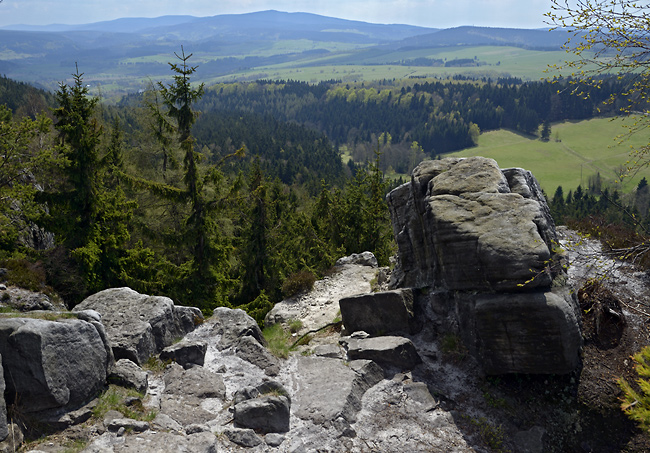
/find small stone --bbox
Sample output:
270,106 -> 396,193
265,433 -> 285,447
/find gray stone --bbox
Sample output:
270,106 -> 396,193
73,287 -> 203,365
265,433 -> 285,447
404,381 -> 438,411
346,336 -> 421,370
210,307 -> 266,350
294,356 -> 382,425
0,424 -> 22,453
335,251 -> 378,267
109,359 -> 148,394
234,395 -> 291,433
223,428 -> 263,447
163,364 -> 226,399
456,288 -> 582,374
386,157 -> 562,291
185,423 -> 209,434
313,343 -> 343,358
159,396 -> 217,427
93,430 -> 219,453
234,335 -> 280,376
152,413 -> 183,432
160,340 -> 207,368
0,317 -> 111,414
340,289 -> 414,336
106,418 -> 150,433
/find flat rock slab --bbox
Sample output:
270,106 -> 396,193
346,336 -> 421,371
340,289 -> 414,336
294,356 -> 383,425
86,430 -> 219,452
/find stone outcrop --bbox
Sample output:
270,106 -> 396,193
386,157 -> 581,374
0,316 -> 112,414
387,157 -> 561,291
344,335 -> 422,371
109,359 -> 148,394
159,340 -> 207,368
339,288 -> 415,335
73,287 -> 203,365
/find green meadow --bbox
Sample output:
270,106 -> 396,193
448,117 -> 650,195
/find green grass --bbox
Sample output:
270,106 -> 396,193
448,117 -> 650,194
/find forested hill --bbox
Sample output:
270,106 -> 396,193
194,77 -> 623,164
393,26 -> 571,50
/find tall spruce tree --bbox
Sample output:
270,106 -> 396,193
156,48 -> 233,309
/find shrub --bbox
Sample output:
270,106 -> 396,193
1,258 -> 46,292
281,270 -> 316,298
618,346 -> 650,430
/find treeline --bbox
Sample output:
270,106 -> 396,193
0,62 -> 393,324
194,76 -> 627,163
549,176 -> 650,268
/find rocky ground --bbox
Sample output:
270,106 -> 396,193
10,230 -> 650,453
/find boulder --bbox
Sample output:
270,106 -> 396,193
339,289 -> 415,336
160,340 -> 207,368
234,336 -> 280,376
210,307 -> 266,351
335,251 -> 378,268
73,287 -> 203,365
294,356 -> 383,425
454,288 -> 582,374
109,359 -> 148,394
345,336 -> 421,371
386,157 -> 562,291
234,395 -> 291,433
163,364 -> 226,400
0,317 -> 111,414
223,428 -> 263,448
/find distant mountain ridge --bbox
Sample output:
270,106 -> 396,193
0,10 -> 435,42
0,10 -> 570,94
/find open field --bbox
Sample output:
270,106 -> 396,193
448,117 -> 650,194
207,45 -> 567,84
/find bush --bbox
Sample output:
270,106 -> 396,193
1,258 -> 46,292
281,270 -> 316,298
618,346 -> 650,430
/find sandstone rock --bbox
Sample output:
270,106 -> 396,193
0,424 -> 22,453
234,395 -> 291,433
163,364 -> 226,399
73,287 -> 203,365
454,287 -> 582,374
106,418 -> 149,433
387,157 -> 561,291
223,428 -> 263,447
210,307 -> 266,350
335,251 -> 378,267
109,359 -> 148,394
345,336 -> 421,371
339,289 -> 415,335
160,340 -> 207,368
294,356 -> 383,425
265,433 -> 285,447
0,317 -> 111,414
234,336 -> 280,376
88,430 -> 219,453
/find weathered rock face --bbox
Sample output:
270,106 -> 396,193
387,157 -> 580,374
387,157 -> 561,291
339,289 -> 415,336
73,287 -> 203,365
0,317 -> 112,414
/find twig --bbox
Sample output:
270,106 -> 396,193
289,321 -> 342,349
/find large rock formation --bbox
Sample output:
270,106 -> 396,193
0,316 -> 112,414
386,157 -> 581,374
73,287 -> 203,365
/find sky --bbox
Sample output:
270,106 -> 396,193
0,0 -> 552,29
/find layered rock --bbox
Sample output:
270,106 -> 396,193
0,316 -> 112,414
386,157 -> 580,374
73,287 -> 203,365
